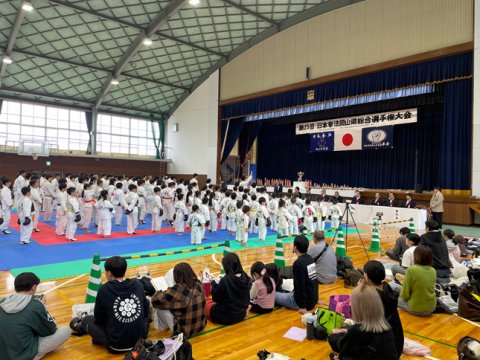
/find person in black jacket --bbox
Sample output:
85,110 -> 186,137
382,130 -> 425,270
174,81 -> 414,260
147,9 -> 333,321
274,235 -> 318,314
386,192 -> 399,207
420,220 -> 450,282
205,253 -> 250,325
80,256 -> 149,354
362,261 -> 403,359
332,191 -> 343,204
403,193 -> 416,209
371,192 -> 383,206
273,181 -> 283,197
328,283 -> 397,360
351,190 -> 364,205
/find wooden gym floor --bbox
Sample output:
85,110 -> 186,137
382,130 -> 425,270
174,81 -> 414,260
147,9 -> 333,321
1,225 -> 479,359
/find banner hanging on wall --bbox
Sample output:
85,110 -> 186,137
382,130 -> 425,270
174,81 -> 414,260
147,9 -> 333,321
310,126 -> 394,152
297,108 -> 416,135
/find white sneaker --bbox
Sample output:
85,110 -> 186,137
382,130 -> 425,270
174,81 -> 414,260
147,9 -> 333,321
3,230 -> 11,234
69,238 -> 78,241
20,240 -> 31,244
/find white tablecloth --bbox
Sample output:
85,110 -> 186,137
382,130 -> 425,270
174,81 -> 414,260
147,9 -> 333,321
227,185 -> 355,198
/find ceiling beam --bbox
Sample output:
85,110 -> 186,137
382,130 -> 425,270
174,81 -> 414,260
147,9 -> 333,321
166,0 -> 366,116
221,0 -> 278,26
48,0 -> 225,58
0,0 -> 30,88
12,49 -> 190,91
94,0 -> 187,108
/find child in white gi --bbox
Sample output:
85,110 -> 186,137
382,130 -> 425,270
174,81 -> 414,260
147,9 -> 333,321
257,197 -> 270,242
174,193 -> 187,235
189,204 -> 205,245
137,179 -> 147,225
0,178 -> 13,234
81,183 -> 95,233
249,194 -> 259,234
111,183 -> 125,226
302,198 -> 316,233
124,184 -> 139,235
162,182 -> 176,225
13,171 -> 27,209
207,194 -> 219,233
330,200 -> 342,230
220,191 -> 231,230
238,205 -> 250,248
66,187 -> 81,241
227,193 -> 238,236
29,178 -> 42,233
93,179 -> 104,227
268,193 -> 279,232
18,187 -> 34,244
200,197 -> 210,239
152,187 -> 163,232
316,199 -> 329,231
96,190 -> 114,237
287,197 -> 302,235
277,199 -> 293,237
42,175 -> 56,222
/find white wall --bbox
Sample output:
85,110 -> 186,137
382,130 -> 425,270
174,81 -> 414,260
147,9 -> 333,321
165,71 -> 219,180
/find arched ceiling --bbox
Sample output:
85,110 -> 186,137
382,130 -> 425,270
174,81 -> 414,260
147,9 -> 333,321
0,0 -> 363,119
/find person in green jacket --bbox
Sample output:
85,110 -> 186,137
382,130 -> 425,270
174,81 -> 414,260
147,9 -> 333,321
0,272 -> 70,360
398,245 -> 437,316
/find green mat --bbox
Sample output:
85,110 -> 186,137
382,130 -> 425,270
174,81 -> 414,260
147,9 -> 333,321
10,229 -> 361,281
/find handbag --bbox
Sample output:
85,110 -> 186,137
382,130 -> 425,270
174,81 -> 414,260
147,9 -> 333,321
458,282 -> 480,321
124,335 -> 192,360
457,336 -> 480,360
328,295 -> 351,319
315,308 -> 344,335
344,268 -> 364,288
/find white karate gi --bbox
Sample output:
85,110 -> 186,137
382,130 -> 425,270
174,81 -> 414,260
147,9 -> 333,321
277,207 -> 293,237
96,199 -> 113,236
82,189 -> 96,230
30,187 -> 42,230
220,196 -> 230,230
268,199 -> 279,232
257,204 -> 270,241
208,199 -> 219,233
330,204 -> 342,230
161,188 -> 175,222
66,196 -> 80,240
151,194 -> 163,232
125,191 -> 139,234
200,204 -> 209,238
235,212 -> 249,246
42,181 -> 56,222
174,201 -> 187,233
189,212 -> 205,245
226,200 -> 237,232
19,196 -> 33,244
0,186 -> 13,232
55,191 -> 68,235
316,201 -> 329,231
13,175 -> 27,209
137,186 -> 147,222
287,203 -> 302,235
303,205 -> 316,233
111,189 -> 125,226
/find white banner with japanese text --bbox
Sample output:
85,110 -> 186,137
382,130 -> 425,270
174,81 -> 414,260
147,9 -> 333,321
295,108 -> 417,135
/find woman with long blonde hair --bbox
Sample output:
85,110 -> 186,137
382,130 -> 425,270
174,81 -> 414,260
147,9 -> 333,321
328,284 -> 397,360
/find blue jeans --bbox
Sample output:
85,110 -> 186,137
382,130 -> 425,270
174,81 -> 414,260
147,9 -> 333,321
274,291 -> 299,310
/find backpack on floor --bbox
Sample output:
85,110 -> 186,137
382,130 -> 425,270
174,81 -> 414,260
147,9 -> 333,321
344,268 -> 364,288
457,336 -> 480,360
457,282 -> 480,322
336,255 -> 353,278
124,335 -> 192,360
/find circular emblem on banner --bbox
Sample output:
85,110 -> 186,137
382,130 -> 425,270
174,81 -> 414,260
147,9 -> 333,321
367,129 -> 387,144
342,133 -> 353,146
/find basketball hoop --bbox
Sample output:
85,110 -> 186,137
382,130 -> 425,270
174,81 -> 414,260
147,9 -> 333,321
32,153 -> 38,160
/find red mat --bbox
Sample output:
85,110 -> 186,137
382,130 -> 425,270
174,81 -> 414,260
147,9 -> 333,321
9,214 -> 178,246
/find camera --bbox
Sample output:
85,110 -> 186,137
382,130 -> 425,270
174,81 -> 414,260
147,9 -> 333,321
376,212 -> 383,220
257,350 -> 271,360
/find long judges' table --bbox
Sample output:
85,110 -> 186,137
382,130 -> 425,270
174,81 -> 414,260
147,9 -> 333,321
226,185 -> 426,230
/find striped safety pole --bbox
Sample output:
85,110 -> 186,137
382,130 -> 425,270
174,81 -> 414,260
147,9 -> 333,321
85,253 -> 102,303
274,234 -> 286,267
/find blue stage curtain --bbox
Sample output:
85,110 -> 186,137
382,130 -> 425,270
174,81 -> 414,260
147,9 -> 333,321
221,118 -> 244,164
222,53 -> 472,120
239,121 -> 263,165
440,79 -> 472,190
257,104 -> 445,190
85,111 -> 93,154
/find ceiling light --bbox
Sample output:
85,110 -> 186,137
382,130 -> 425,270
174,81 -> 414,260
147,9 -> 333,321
189,0 -> 200,6
111,78 -> 119,85
22,2 -> 34,12
143,38 -> 153,46
2,56 -> 13,65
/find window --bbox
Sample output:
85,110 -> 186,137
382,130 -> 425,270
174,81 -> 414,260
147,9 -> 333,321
0,100 -> 88,152
97,113 -> 158,157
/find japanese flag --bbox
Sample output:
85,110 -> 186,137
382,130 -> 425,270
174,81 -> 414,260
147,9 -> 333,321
334,129 -> 362,151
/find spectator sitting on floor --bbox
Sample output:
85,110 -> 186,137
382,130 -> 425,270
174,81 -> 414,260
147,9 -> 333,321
420,220 -> 450,282
151,262 -> 206,338
386,227 -> 411,262
249,261 -> 276,314
80,256 -> 149,354
205,253 -> 250,325
398,245 -> 437,316
0,272 -> 71,360
308,230 -> 337,284
391,233 -> 421,281
327,283 -> 397,360
362,261 -> 404,359
443,229 -> 461,262
274,235 -> 318,314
